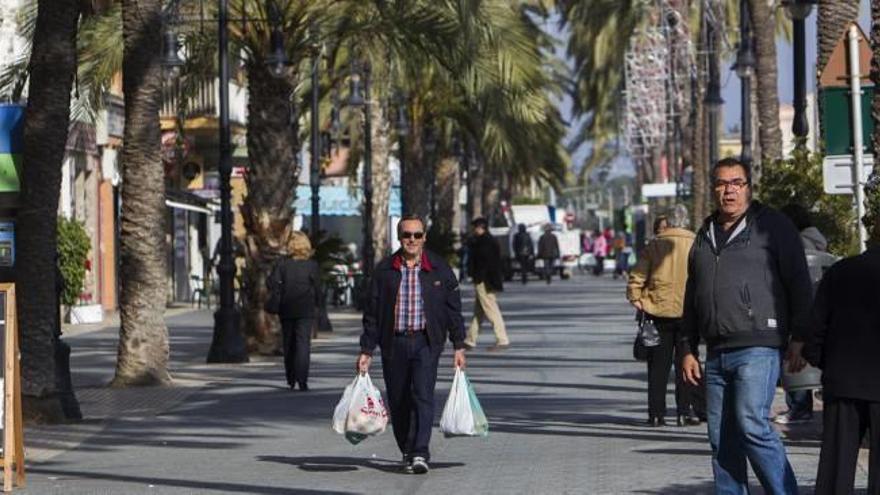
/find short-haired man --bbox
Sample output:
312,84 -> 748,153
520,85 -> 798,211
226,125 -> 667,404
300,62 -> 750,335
680,157 -> 812,494
357,214 -> 467,475
464,217 -> 510,350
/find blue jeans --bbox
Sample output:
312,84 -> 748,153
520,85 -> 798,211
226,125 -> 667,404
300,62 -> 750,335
706,347 -> 798,494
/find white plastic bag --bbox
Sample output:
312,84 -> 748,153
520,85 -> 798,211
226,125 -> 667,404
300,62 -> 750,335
440,368 -> 488,437
342,373 -> 388,444
332,375 -> 358,434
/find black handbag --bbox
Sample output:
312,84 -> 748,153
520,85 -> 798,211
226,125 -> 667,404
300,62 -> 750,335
632,311 -> 660,361
264,261 -> 283,314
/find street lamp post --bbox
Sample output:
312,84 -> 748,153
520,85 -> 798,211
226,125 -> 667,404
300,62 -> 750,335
733,0 -> 755,166
347,60 -> 374,279
705,16 -> 724,170
207,0 -> 248,363
395,91 -> 409,214
309,24 -> 321,241
785,0 -> 816,148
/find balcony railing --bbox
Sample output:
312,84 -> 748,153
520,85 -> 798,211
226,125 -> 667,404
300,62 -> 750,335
160,77 -> 247,126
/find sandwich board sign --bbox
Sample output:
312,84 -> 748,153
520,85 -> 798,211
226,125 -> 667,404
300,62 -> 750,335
0,284 -> 24,492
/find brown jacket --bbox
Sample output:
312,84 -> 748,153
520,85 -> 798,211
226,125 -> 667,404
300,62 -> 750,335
626,227 -> 695,318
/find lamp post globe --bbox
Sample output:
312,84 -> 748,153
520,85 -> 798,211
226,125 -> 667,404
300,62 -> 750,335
161,30 -> 184,80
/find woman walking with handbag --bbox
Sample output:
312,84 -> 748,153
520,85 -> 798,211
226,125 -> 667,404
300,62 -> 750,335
266,231 -> 322,391
626,207 -> 704,427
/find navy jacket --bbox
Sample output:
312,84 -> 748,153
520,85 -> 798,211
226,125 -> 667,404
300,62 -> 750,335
360,249 -> 466,358
805,248 -> 880,402
680,201 -> 813,354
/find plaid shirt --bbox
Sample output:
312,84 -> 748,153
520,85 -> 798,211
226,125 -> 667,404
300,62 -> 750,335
394,259 -> 425,332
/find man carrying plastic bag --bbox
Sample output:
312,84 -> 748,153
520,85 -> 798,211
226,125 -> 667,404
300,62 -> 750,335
440,367 -> 488,436
356,214 -> 468,475
332,373 -> 388,444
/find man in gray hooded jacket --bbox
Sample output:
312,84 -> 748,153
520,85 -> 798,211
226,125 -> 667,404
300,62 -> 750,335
680,157 -> 813,495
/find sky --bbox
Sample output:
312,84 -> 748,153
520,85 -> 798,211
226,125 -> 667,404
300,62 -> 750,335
549,1 -> 872,180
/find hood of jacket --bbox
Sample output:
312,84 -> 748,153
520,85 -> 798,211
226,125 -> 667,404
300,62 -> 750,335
800,226 -> 828,252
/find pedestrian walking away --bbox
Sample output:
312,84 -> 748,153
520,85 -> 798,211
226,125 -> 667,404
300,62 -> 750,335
513,223 -> 534,285
464,217 -> 510,350
357,214 -> 467,474
592,230 -> 607,276
537,223 -> 560,284
266,231 -> 321,391
803,233 -> 880,495
627,207 -> 704,428
680,157 -> 812,495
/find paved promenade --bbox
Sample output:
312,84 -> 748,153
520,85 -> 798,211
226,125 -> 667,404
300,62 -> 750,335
18,274 -> 868,494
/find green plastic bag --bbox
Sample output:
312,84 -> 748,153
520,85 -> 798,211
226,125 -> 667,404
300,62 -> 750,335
466,374 -> 489,437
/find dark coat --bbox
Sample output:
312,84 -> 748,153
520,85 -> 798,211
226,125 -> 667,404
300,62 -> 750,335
513,231 -> 534,258
804,248 -> 880,402
680,201 -> 813,355
467,233 -> 504,292
360,250 -> 466,358
537,232 -> 560,259
267,258 -> 321,319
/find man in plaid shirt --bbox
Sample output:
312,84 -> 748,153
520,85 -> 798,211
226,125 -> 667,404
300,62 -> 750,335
358,214 -> 467,474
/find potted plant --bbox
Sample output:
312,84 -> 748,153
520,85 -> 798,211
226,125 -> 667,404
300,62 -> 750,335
58,217 -> 102,324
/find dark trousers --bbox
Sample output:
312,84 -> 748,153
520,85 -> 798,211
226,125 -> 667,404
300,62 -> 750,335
280,318 -> 313,387
541,258 -> 555,283
593,256 -> 604,276
815,398 -> 880,494
785,388 -> 814,415
646,318 -> 705,419
517,256 -> 531,284
381,332 -> 440,461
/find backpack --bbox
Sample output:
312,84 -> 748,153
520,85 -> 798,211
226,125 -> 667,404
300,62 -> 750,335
514,233 -> 533,258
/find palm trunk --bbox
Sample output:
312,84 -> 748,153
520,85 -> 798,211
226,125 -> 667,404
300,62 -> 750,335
469,145 -> 483,219
112,0 -> 172,387
865,0 -> 880,245
817,0 -> 861,144
240,64 -> 299,355
402,113 -> 430,219
370,101 -> 391,262
749,0 -> 783,164
435,156 -> 460,234
691,2 -> 709,225
17,0 -> 80,422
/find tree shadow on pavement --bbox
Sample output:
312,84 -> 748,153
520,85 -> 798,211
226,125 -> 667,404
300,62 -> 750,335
26,467 -> 354,495
632,480 -> 820,495
256,455 -> 465,475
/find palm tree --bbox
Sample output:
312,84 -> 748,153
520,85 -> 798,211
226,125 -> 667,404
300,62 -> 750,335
15,0 -> 80,422
749,0 -> 783,164
111,0 -> 172,386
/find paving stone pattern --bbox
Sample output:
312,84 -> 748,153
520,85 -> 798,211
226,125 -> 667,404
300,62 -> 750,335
19,275 -> 869,494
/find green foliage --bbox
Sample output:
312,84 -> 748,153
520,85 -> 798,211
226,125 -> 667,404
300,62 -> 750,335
57,217 -> 91,306
864,171 -> 880,247
311,230 -> 351,283
758,147 -> 858,257
426,225 -> 459,268
512,196 -> 544,205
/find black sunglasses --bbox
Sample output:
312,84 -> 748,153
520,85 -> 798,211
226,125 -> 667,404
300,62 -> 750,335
400,231 -> 425,240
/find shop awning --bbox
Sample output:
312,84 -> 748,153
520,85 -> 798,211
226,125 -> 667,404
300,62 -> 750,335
294,185 -> 401,217
165,190 -> 218,215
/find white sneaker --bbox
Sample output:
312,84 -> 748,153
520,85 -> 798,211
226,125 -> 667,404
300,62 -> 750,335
411,456 -> 429,474
772,410 -> 812,424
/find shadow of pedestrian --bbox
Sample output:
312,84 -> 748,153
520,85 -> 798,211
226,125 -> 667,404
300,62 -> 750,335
257,455 -> 464,475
